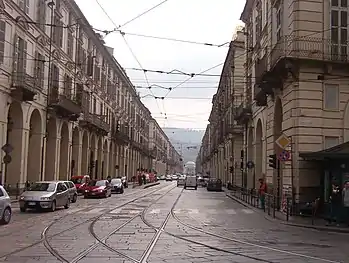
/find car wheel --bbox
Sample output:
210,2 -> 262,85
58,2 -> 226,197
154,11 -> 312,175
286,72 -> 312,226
64,199 -> 70,209
1,207 -> 11,224
72,194 -> 77,203
184,185 -> 186,189
50,201 -> 56,212
195,186 -> 197,190
109,192 -> 112,197
121,189 -> 124,194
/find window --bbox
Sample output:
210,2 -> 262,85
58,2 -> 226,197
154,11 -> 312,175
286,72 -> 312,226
331,0 -> 348,60
36,0 -> 46,31
67,31 -> 73,57
13,36 -> 27,74
324,84 -> 339,109
324,136 -> 339,149
34,51 -> 45,89
276,5 -> 282,41
0,188 -> 3,197
19,0 -> 29,14
63,74 -> 72,97
53,16 -> 63,47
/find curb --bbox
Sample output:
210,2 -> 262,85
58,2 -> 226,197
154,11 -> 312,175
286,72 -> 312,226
143,182 -> 160,189
226,193 -> 349,234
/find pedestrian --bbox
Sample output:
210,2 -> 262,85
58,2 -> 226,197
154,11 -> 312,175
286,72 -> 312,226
258,177 -> 267,209
342,181 -> 349,226
328,182 -> 341,226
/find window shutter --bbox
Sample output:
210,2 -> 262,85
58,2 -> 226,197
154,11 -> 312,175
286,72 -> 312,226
0,20 -> 5,64
34,50 -> 38,79
13,34 -> 19,72
23,40 -> 27,74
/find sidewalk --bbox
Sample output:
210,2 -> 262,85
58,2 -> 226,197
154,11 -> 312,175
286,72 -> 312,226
225,189 -> 349,234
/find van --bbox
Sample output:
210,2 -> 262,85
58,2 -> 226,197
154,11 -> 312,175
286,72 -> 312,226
184,175 -> 197,190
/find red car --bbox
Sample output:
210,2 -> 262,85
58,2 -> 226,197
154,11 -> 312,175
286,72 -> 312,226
71,175 -> 90,194
84,180 -> 112,198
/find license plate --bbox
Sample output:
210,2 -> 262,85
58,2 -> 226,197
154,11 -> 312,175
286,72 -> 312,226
28,202 -> 35,206
91,193 -> 96,195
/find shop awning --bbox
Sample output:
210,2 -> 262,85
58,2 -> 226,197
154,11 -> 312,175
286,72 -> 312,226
299,141 -> 349,160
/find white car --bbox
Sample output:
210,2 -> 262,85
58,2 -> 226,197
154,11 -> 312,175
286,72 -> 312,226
0,186 -> 12,224
184,175 -> 197,190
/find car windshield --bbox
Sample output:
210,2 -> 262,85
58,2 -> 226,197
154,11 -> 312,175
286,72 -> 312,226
28,182 -> 56,192
71,177 -> 83,184
111,179 -> 122,184
96,180 -> 107,186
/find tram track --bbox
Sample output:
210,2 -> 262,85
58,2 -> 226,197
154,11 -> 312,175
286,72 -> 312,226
42,184 -> 177,263
0,183 -> 167,261
169,192 -> 342,263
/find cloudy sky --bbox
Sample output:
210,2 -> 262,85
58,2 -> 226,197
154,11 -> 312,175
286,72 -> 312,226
75,0 -> 245,129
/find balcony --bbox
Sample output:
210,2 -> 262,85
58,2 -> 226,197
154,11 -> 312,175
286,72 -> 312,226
111,128 -> 129,144
79,112 -> 110,136
234,103 -> 252,125
10,72 -> 37,101
226,124 -> 243,136
271,35 -> 349,67
49,92 -> 82,121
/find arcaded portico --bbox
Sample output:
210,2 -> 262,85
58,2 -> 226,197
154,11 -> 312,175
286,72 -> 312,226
1,102 -> 141,187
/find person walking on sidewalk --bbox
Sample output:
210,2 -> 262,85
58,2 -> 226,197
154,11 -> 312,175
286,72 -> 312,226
258,177 -> 267,209
342,181 -> 349,226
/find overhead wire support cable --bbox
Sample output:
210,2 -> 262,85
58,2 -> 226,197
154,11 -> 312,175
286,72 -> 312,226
95,0 -> 165,116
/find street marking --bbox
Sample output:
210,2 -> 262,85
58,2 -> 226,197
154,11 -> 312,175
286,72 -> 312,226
85,208 -> 106,214
173,209 -> 182,213
241,209 -> 254,214
149,209 -> 160,214
189,209 -> 199,214
225,209 -> 237,215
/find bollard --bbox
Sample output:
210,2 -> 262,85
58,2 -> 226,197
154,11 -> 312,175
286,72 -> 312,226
267,195 -> 271,215
273,196 -> 276,218
286,197 -> 289,221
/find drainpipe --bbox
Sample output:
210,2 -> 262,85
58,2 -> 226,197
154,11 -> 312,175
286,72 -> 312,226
40,1 -> 55,181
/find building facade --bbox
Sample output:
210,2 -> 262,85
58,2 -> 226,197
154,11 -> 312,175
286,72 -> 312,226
149,118 -> 182,175
197,30 -> 246,186
0,0 -> 178,188
236,0 -> 349,205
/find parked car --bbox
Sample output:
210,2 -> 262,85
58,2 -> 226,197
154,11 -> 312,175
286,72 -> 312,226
171,175 -> 178,181
207,178 -> 222,192
165,175 -> 172,182
184,175 -> 197,190
84,180 -> 112,198
19,181 -> 70,212
177,176 -> 185,187
62,181 -> 78,203
160,175 -> 166,180
0,186 -> 11,224
71,175 -> 90,194
111,178 -> 124,194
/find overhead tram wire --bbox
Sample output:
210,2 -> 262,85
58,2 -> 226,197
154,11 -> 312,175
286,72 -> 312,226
95,0 -> 165,116
163,62 -> 224,98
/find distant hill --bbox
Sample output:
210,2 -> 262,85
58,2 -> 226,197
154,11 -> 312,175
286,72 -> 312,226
163,128 -> 204,163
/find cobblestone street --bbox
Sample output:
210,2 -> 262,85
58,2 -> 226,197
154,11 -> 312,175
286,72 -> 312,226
0,182 -> 348,263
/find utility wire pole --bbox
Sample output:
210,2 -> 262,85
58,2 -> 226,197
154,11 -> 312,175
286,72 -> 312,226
40,1 -> 55,181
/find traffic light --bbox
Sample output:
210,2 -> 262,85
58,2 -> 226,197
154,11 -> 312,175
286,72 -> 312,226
229,166 -> 233,173
268,154 -> 277,169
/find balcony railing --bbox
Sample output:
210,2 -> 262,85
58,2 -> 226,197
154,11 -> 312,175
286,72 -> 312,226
111,127 -> 130,144
79,112 -> 110,136
11,72 -> 37,101
234,103 -> 252,124
271,35 -> 349,67
49,93 -> 82,120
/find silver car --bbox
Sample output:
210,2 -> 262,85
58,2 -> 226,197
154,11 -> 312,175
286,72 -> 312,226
19,181 -> 70,212
62,181 -> 78,203
0,186 -> 11,224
